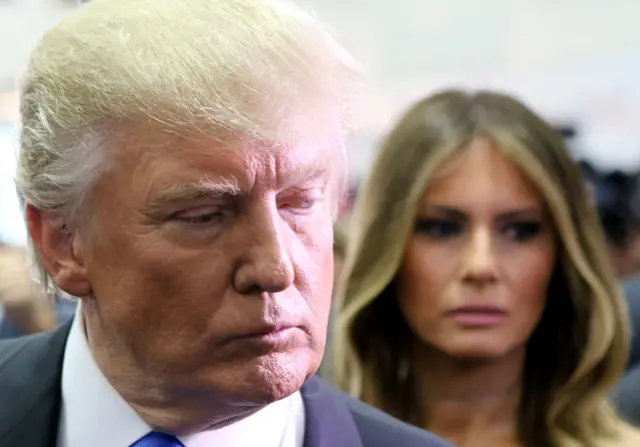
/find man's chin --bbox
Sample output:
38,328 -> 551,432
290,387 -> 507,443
214,353 -> 314,404
242,373 -> 306,404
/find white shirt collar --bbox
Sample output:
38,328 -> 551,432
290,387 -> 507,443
58,304 -> 305,447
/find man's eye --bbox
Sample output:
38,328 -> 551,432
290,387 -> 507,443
173,210 -> 224,227
298,199 -> 317,209
180,213 -> 222,224
280,197 -> 320,214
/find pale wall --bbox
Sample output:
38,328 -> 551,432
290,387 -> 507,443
0,0 -> 639,178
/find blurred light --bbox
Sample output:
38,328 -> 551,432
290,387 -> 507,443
0,124 -> 26,246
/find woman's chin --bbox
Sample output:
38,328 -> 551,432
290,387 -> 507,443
445,344 -> 517,361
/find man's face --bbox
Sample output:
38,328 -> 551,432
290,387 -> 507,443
69,128 -> 338,404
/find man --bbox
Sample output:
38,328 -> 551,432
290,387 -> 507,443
0,245 -> 58,338
579,161 -> 640,370
612,184 -> 640,421
0,1 -> 452,446
612,276 -> 640,423
624,273 -> 640,370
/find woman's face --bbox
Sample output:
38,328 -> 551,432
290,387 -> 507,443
396,140 -> 556,359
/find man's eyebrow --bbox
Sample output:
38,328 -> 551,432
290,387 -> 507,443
146,178 -> 240,211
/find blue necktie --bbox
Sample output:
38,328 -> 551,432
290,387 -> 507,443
130,432 -> 185,447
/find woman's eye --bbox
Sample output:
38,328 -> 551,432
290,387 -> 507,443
415,219 -> 462,239
503,221 -> 542,242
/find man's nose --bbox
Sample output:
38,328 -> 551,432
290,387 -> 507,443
233,209 -> 295,295
461,228 -> 498,285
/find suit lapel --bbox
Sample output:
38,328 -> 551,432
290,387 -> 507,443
300,377 -> 363,447
0,320 -> 72,447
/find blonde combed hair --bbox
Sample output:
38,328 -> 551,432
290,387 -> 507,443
16,0 -> 360,294
334,90 -> 629,447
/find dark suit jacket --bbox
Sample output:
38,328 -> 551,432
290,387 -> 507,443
613,276 -> 640,424
613,359 -> 640,425
0,321 -> 452,447
624,275 -> 640,370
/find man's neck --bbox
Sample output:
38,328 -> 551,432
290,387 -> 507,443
81,300 -> 262,435
414,345 -> 525,447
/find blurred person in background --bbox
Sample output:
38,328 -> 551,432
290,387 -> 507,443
591,170 -> 640,279
0,0 -> 453,446
333,90 -> 639,447
0,244 -> 56,337
609,175 -> 640,423
578,160 -> 599,205
579,163 -> 640,370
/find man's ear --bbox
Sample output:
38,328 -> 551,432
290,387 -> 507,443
25,204 -> 92,297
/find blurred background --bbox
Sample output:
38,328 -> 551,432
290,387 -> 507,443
1,0 -> 639,242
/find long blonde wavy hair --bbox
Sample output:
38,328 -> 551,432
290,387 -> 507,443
334,90 -> 630,447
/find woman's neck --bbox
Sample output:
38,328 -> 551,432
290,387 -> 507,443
413,344 -> 525,447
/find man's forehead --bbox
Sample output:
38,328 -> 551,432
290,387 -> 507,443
248,140 -> 336,177
246,136 -> 341,160
120,123 -> 340,163
130,134 -> 340,188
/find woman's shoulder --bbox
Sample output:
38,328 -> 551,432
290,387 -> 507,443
612,421 -> 640,447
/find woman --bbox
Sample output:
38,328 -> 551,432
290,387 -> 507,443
334,90 -> 640,447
